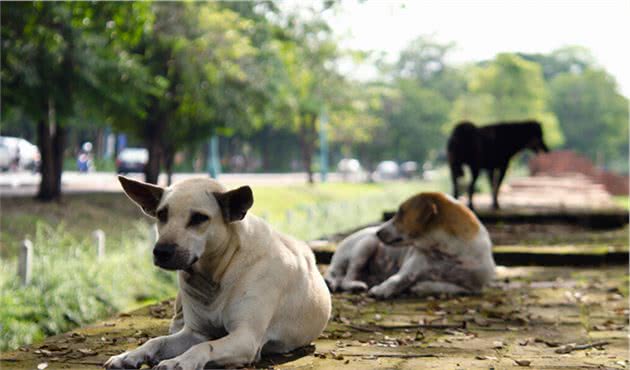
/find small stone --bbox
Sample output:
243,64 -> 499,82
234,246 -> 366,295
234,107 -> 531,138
37,363 -> 48,370
473,317 -> 489,326
514,359 -> 531,366
78,348 -> 97,356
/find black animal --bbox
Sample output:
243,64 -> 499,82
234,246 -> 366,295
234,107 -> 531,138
447,120 -> 549,210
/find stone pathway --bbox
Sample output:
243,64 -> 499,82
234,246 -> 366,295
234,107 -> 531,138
2,266 -> 627,369
463,174 -> 621,211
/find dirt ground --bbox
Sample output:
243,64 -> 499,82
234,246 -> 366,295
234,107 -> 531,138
1,265 -> 627,370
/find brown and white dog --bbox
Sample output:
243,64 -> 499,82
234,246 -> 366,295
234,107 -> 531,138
105,177 -> 331,370
325,192 -> 495,299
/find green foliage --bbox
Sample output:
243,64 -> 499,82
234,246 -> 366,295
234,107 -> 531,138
0,223 -> 177,351
451,53 -> 564,147
550,68 -> 629,166
1,2 -> 152,123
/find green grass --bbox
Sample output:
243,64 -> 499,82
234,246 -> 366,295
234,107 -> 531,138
0,222 -> 177,351
0,180 -> 445,351
613,196 -> 629,210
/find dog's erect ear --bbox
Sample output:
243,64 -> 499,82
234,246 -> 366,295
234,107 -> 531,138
214,186 -> 254,223
118,175 -> 164,217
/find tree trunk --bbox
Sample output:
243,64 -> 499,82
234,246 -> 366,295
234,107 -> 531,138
299,115 -> 317,184
144,128 -> 162,185
261,126 -> 272,172
164,147 -> 174,186
36,99 -> 65,202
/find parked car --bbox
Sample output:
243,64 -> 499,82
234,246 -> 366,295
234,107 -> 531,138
337,158 -> 363,181
374,160 -> 399,180
116,148 -> 148,174
0,136 -> 40,172
400,161 -> 418,179
0,143 -> 10,171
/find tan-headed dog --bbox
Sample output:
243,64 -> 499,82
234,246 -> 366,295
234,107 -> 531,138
105,177 -> 331,370
325,192 -> 495,299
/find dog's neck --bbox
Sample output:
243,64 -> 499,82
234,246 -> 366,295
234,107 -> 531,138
188,225 -> 241,284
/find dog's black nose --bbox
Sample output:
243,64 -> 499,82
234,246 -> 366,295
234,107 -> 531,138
153,243 -> 176,262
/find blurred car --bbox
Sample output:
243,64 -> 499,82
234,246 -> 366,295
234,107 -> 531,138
400,161 -> 418,179
0,143 -> 10,171
0,136 -> 41,172
374,160 -> 399,180
337,158 -> 364,182
116,148 -> 148,174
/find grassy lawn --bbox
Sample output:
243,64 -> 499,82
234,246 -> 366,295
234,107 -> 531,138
613,196 -> 629,210
0,180 -> 444,351
1,180 -> 443,258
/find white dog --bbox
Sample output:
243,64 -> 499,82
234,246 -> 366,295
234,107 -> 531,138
105,176 -> 331,370
325,192 -> 495,299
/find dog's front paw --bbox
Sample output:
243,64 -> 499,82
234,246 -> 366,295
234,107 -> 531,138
340,279 -> 368,293
155,356 -> 202,370
154,358 -> 182,370
368,284 -> 395,299
104,351 -> 147,369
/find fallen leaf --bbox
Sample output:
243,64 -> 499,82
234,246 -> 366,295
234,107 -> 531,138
475,355 -> 498,361
78,348 -> 97,356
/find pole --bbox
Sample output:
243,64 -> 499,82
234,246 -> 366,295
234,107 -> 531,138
207,135 -> 221,179
18,239 -> 33,285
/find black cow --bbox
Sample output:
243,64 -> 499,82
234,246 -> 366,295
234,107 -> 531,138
447,120 -> 549,210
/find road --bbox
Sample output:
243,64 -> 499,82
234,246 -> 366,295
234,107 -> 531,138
0,171 -> 344,197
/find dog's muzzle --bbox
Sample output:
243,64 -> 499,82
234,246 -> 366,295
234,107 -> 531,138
376,228 -> 404,246
153,243 -> 195,270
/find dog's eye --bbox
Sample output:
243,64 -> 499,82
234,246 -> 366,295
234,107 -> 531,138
187,212 -> 209,227
157,207 -> 168,223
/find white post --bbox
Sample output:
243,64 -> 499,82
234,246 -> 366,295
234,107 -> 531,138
18,239 -> 33,285
92,229 -> 105,261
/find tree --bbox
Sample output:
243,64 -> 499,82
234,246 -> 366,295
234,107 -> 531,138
365,36 -> 462,166
550,69 -> 628,168
108,2 -> 260,184
1,2 -> 151,200
519,46 -> 597,81
395,35 -> 466,101
378,79 -> 450,164
450,53 -> 564,147
276,10 -> 346,183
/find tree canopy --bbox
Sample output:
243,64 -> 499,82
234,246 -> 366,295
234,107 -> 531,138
1,1 -> 627,199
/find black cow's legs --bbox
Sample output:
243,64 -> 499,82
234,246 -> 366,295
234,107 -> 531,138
467,167 -> 479,210
450,163 -> 460,200
491,164 -> 508,210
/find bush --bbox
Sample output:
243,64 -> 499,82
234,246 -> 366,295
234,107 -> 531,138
0,223 -> 177,351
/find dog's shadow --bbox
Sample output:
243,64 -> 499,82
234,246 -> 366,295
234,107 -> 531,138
202,345 -> 315,369
255,344 -> 316,368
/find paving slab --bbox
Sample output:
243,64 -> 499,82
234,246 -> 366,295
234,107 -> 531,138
2,266 -> 627,369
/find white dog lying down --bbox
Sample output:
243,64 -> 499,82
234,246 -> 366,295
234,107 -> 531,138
325,192 -> 495,299
105,177 -> 331,370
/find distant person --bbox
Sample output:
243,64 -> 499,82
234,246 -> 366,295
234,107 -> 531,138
77,141 -> 94,173
447,120 -> 549,210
